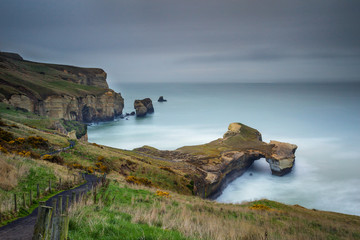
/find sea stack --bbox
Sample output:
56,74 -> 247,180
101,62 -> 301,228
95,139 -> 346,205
158,96 -> 167,102
266,140 -> 298,176
134,98 -> 154,117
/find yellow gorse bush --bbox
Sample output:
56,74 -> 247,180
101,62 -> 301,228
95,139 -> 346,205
249,204 -> 272,211
126,176 -> 153,187
156,190 -> 170,198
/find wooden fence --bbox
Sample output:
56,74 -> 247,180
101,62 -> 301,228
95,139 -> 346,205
0,173 -> 86,222
32,174 -> 105,240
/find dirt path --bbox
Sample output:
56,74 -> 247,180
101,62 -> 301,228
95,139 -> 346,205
0,174 -> 99,240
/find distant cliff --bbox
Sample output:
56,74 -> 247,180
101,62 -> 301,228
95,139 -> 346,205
0,52 -> 123,122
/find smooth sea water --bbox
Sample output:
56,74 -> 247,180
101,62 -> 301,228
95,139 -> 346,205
88,82 -> 360,216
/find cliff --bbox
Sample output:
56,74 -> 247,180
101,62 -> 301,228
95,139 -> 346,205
0,52 -> 123,122
134,122 -> 297,198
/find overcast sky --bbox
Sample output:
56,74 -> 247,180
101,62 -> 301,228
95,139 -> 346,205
1,0 -> 360,83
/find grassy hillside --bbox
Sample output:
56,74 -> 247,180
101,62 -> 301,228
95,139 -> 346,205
0,53 -> 107,101
68,181 -> 360,240
1,102 -> 360,239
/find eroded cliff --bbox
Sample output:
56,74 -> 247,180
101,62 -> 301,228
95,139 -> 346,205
0,52 -> 123,122
134,123 -> 297,198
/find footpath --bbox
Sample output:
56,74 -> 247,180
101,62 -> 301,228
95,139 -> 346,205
0,174 -> 98,240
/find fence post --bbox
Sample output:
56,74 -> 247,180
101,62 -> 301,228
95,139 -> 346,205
51,214 -> 60,240
59,196 -> 63,215
22,193 -> 26,208
37,184 -> 40,199
33,206 -> 53,240
59,178 -> 62,189
52,198 -> 57,216
65,196 -> 69,213
94,188 -> 97,204
72,192 -> 76,204
60,214 -> 70,240
38,201 -> 46,218
30,189 -> 33,206
14,194 -> 17,212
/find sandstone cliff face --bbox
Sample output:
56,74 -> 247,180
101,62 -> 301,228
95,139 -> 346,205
38,90 -> 123,122
266,140 -> 298,176
5,90 -> 124,122
0,52 -> 124,122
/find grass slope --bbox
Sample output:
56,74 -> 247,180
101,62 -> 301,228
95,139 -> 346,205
0,54 -> 107,101
69,182 -> 360,240
1,102 -> 360,239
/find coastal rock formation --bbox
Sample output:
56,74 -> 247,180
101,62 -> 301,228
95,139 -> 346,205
134,98 -> 154,117
158,96 -> 167,102
266,140 -> 298,176
0,52 -> 124,122
134,122 -> 297,198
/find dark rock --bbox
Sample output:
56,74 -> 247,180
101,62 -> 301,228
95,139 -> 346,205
158,96 -> 167,102
134,98 -> 154,117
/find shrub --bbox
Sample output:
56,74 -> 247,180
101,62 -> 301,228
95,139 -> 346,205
42,154 -> 65,165
126,176 -> 152,187
68,163 -> 85,170
14,137 -> 25,144
0,145 -> 8,154
156,190 -> 170,198
42,154 -> 53,160
0,128 -> 14,142
27,136 -> 49,149
87,166 -> 94,174
249,204 -> 272,211
92,142 -> 103,148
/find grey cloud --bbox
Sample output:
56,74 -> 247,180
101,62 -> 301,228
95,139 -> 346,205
178,51 -> 360,64
1,0 -> 360,82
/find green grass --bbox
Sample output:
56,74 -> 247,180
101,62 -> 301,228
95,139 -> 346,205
68,182 -> 360,240
69,184 -> 192,240
0,156 -> 57,198
69,207 -> 190,240
0,56 -> 107,99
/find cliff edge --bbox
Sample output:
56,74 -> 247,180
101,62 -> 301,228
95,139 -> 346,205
135,122 -> 297,198
0,52 -> 123,122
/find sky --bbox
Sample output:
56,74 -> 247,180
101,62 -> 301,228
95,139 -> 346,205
1,0 -> 360,83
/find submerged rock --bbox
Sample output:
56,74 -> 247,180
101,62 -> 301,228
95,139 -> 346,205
134,98 -> 154,117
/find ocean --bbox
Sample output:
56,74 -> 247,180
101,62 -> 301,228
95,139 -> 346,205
88,82 -> 360,216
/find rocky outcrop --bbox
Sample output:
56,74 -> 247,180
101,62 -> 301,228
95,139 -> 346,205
266,140 -> 298,176
0,52 -> 124,122
134,122 -> 297,198
158,96 -> 167,102
39,90 -> 123,122
0,51 -> 23,60
134,98 -> 154,117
